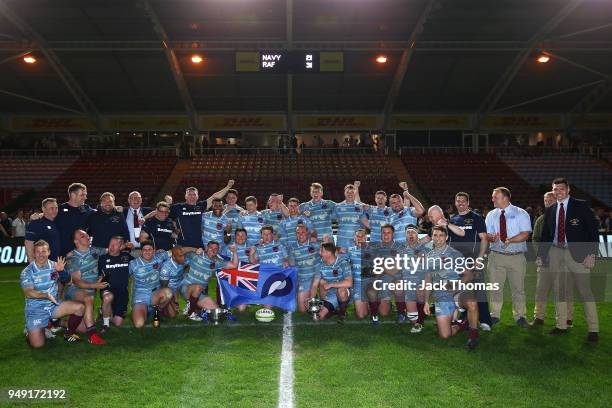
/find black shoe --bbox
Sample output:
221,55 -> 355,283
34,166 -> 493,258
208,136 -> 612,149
550,327 -> 568,335
100,325 -> 109,334
516,317 -> 529,328
566,320 -> 573,328
491,317 -> 500,326
465,338 -> 478,351
587,332 -> 599,343
530,318 -> 545,326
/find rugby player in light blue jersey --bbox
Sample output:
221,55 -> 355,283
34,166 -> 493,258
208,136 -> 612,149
220,228 -> 251,264
128,240 -> 173,328
202,198 -> 231,248
389,181 -> 426,244
287,224 -> 321,313
182,240 -> 239,320
310,242 -> 352,321
222,188 -> 243,241
346,229 -> 368,319
422,226 -> 479,351
299,182 -> 336,242
262,193 -> 289,239
64,229 -> 108,344
248,225 -> 289,268
333,184 -> 369,252
238,196 -> 265,247
365,191 -> 392,243
280,198 -> 315,248
21,240 -> 88,347
159,246 -> 190,318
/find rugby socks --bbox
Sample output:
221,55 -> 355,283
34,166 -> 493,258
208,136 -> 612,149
86,325 -> 97,338
469,327 -> 479,340
338,300 -> 348,317
416,302 -> 426,324
103,317 -> 110,327
188,296 -> 199,315
396,301 -> 406,317
67,314 -> 83,335
368,301 -> 380,318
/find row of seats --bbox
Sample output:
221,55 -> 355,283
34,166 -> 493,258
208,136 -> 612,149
26,157 -> 177,210
0,158 -> 77,189
498,153 -> 612,208
402,153 -> 542,212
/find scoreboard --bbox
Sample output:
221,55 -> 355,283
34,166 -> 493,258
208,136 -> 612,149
235,51 -> 344,73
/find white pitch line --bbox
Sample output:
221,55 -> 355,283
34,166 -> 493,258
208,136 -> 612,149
114,319 -> 397,329
277,312 -> 294,408
0,280 -> 19,283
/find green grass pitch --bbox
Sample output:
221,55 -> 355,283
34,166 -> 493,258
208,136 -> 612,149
0,263 -> 611,407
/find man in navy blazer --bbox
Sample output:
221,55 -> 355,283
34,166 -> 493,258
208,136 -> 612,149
125,191 -> 153,249
537,177 -> 599,342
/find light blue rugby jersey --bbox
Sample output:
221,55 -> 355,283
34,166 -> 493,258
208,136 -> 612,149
129,251 -> 170,293
279,215 -> 313,247
20,260 -> 59,308
238,211 -> 265,247
319,256 -> 351,283
333,201 -> 366,248
367,206 -> 392,243
287,241 -> 320,279
66,247 -> 107,285
390,207 -> 418,243
255,241 -> 287,268
299,199 -> 336,239
201,211 -> 230,247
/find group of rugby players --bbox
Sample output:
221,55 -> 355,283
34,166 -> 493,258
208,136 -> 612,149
21,179 -> 509,351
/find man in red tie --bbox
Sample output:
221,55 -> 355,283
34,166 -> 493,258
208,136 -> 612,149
484,187 -> 532,328
537,178 -> 599,342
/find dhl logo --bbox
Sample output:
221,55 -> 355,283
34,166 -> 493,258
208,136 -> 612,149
222,118 -> 265,127
315,118 -> 360,126
27,118 -> 88,128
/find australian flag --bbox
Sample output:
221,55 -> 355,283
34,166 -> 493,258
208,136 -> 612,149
217,262 -> 297,311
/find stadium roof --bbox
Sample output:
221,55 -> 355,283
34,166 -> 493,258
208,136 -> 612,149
0,0 -> 611,119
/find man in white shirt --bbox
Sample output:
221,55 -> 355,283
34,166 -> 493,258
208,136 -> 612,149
485,187 -> 532,328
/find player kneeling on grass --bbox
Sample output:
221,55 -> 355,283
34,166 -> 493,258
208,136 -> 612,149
129,241 -> 173,328
287,224 -> 321,313
310,242 -> 352,321
64,229 -> 107,344
422,226 -> 479,351
97,236 -> 134,331
159,246 -> 190,318
21,240 -> 88,347
182,240 -> 239,321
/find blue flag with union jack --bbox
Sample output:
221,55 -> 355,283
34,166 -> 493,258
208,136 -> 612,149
217,262 -> 297,311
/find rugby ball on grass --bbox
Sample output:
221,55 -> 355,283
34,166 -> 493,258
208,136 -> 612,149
255,308 -> 275,322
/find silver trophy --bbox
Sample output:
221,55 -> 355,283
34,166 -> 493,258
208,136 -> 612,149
201,308 -> 230,325
306,297 -> 324,321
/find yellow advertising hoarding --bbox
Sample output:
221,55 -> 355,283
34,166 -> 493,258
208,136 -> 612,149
235,52 -> 260,72
573,114 -> 612,129
390,114 -> 471,130
481,115 -> 562,130
200,115 -> 286,131
295,115 -> 380,130
320,51 -> 344,72
105,116 -> 189,131
8,116 -> 96,132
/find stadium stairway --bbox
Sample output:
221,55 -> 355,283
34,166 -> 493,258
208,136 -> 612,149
154,159 -> 192,204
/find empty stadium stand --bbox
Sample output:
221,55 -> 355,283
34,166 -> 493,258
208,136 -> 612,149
498,152 -> 612,208
175,151 -> 400,205
401,152 -> 542,211
26,156 -> 177,210
0,157 -> 78,208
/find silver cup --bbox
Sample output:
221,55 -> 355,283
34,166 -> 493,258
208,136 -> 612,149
204,308 -> 229,325
306,297 -> 324,321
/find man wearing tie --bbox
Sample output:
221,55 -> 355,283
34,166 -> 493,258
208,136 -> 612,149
537,178 -> 599,342
125,191 -> 152,250
485,187 -> 532,328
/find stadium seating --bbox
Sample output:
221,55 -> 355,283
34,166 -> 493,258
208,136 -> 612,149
175,152 -> 399,205
498,152 -> 612,208
26,156 -> 177,210
401,152 -> 542,211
